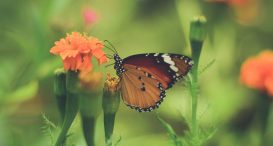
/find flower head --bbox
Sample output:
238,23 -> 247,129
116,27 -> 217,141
240,50 -> 273,96
50,32 -> 108,72
104,74 -> 120,93
79,71 -> 103,91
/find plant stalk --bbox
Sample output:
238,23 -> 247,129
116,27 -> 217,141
54,69 -> 67,123
55,71 -> 79,146
189,16 -> 207,146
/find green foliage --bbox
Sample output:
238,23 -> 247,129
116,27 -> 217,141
114,137 -> 122,146
199,59 -> 215,75
55,71 -> 80,146
183,125 -> 217,146
157,115 -> 182,146
42,113 -> 57,146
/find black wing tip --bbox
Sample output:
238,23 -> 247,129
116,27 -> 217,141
167,55 -> 194,89
126,90 -> 166,113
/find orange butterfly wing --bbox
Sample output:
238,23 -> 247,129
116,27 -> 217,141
120,64 -> 167,112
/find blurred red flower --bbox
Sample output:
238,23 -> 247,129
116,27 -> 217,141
205,0 -> 248,6
83,8 -> 98,26
228,0 -> 249,6
50,32 -> 108,72
240,50 -> 273,96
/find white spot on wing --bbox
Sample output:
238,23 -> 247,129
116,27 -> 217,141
154,53 -> 159,56
163,55 -> 175,65
145,72 -> 148,76
189,60 -> 194,65
161,54 -> 169,57
170,65 -> 179,72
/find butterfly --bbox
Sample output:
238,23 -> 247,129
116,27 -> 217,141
105,42 -> 193,112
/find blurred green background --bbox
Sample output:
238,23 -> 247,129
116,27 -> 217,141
1,0 -> 273,146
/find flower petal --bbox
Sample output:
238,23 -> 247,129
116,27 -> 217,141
80,55 -> 92,72
98,55 -> 108,65
240,58 -> 265,89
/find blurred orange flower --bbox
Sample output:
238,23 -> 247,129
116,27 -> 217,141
50,32 -> 108,72
205,0 -> 258,25
240,50 -> 273,96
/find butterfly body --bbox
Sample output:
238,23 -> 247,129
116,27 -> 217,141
113,53 -> 193,112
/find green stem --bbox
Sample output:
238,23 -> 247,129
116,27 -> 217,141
191,40 -> 202,81
55,95 -> 79,146
190,40 -> 203,145
80,91 -> 102,146
190,79 -> 198,140
189,16 -> 206,145
55,71 -> 79,146
258,93 -> 271,146
54,69 -> 67,123
264,101 -> 273,146
104,113 -> 116,146
82,116 -> 96,146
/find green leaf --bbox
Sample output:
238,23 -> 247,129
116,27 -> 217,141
41,113 -> 57,145
5,80 -> 38,103
199,127 -> 217,144
199,59 -> 216,75
157,115 -> 182,146
114,136 -> 122,146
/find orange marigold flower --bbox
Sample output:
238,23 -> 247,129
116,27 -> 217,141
240,50 -> 273,96
50,32 -> 108,72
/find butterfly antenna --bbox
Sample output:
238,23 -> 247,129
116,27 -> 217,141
105,63 -> 115,68
104,40 -> 118,54
105,54 -> 114,59
103,43 -> 117,55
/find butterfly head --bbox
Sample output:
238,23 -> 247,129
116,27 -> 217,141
113,54 -> 125,76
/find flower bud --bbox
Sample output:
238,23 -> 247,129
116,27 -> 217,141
190,16 -> 207,42
102,74 -> 120,146
79,71 -> 104,146
190,16 -> 207,80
